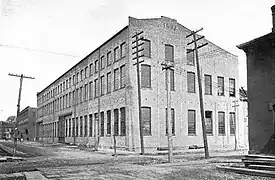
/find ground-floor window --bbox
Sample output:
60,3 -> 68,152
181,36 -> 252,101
229,112 -> 236,135
114,109 -> 119,136
84,115 -> 88,137
107,110 -> 111,135
100,112 -> 104,136
188,110 -> 196,135
218,111 -> 225,135
89,115 -> 93,137
120,107 -> 126,136
205,111 -> 213,135
141,107 -> 151,136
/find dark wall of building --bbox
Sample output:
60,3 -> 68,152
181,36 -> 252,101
246,42 -> 275,153
17,107 -> 36,141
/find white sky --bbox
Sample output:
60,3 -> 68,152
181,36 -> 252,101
0,0 -> 274,121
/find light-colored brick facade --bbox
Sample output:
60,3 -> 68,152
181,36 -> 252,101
37,16 -> 245,151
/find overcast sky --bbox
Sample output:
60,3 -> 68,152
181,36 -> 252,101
0,0 -> 274,121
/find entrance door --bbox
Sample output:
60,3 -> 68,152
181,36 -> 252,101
58,116 -> 65,143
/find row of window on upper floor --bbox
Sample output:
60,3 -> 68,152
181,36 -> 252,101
38,40 -> 235,105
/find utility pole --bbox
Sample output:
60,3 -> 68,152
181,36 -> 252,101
132,31 -> 145,155
8,73 -> 35,156
73,67 -> 77,145
186,28 -> 209,159
232,100 -> 239,150
95,49 -> 101,151
161,61 -> 174,162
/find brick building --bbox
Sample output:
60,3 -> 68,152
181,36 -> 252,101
0,121 -> 14,140
37,16 -> 244,151
238,5 -> 275,154
17,106 -> 36,141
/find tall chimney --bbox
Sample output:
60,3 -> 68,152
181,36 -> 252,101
272,5 -> 275,32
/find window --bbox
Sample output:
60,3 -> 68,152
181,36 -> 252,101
141,65 -> 151,88
94,79 -> 98,97
85,66 -> 88,78
165,108 -> 175,135
187,49 -> 195,65
60,84 -> 62,92
84,115 -> 87,137
187,72 -> 195,93
143,39 -> 151,58
76,117 -> 79,137
120,65 -> 126,88
72,118 -> 75,137
84,84 -> 88,101
107,51 -> 112,66
79,116 -> 83,137
66,94 -> 68,108
114,47 -> 119,61
69,119 -> 71,137
114,68 -> 119,90
72,90 -> 75,105
80,70 -> 83,81
76,73 -> 79,83
95,60 -> 99,73
89,63 -> 93,76
69,77 -> 71,87
76,88 -> 79,104
66,80 -> 68,89
107,110 -> 111,135
120,42 -> 126,58
63,82 -> 65,91
229,78 -> 236,97
100,76 -> 105,96
114,109 -> 119,135
89,114 -> 93,137
89,82 -> 93,99
230,112 -> 236,135
120,107 -> 126,136
100,112 -> 104,136
166,69 -> 175,91
165,44 -> 174,62
218,111 -> 225,135
94,113 -> 98,136
141,107 -> 151,136
188,110 -> 196,135
205,111 -> 213,135
73,75 -> 75,85
80,86 -> 83,103
107,72 -> 111,93
100,56 -> 105,70
217,76 -> 224,96
205,75 -> 212,95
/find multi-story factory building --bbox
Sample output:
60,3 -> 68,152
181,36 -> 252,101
36,16 -> 245,151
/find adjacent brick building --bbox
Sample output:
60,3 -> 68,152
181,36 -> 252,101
17,106 -> 36,141
238,5 -> 275,154
37,16 -> 244,151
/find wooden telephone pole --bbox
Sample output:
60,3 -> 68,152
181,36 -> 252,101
232,100 -> 239,150
8,73 -> 35,155
186,28 -> 209,159
161,61 -> 174,162
132,31 -> 145,155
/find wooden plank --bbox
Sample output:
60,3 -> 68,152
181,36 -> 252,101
245,154 -> 275,159
248,164 -> 275,171
216,165 -> 275,178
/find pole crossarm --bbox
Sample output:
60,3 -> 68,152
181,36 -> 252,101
8,73 -> 35,79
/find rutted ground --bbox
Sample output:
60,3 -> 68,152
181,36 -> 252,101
0,141 -> 273,180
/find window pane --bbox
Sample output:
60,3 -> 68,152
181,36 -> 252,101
107,72 -> 111,93
84,115 -> 87,137
229,78 -> 235,97
230,112 -> 236,135
120,65 -> 126,88
89,114 -> 93,137
94,79 -> 98,97
205,111 -> 213,135
100,112 -> 104,136
101,76 -> 105,95
205,75 -> 212,95
114,68 -> 119,90
100,56 -> 105,70
107,110 -> 111,135
188,110 -> 196,135
218,112 -> 225,135
187,49 -> 194,65
218,77 -> 224,96
114,47 -> 119,61
120,107 -> 126,136
114,109 -> 119,135
143,39 -> 151,58
141,107 -> 151,136
141,65 -> 151,88
107,51 -> 112,65
187,72 -> 195,93
165,44 -> 174,62
121,42 -> 126,58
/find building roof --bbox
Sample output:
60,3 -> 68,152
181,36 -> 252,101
237,32 -> 275,51
37,26 -> 128,96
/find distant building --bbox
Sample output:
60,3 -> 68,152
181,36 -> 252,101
37,16 -> 244,151
238,5 -> 275,154
0,121 -> 14,140
17,106 -> 37,141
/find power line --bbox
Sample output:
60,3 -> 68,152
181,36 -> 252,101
0,43 -> 80,57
